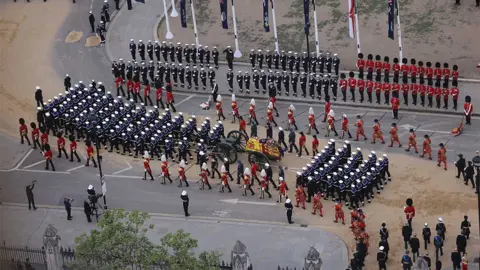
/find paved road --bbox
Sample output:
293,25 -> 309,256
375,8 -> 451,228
0,205 -> 349,270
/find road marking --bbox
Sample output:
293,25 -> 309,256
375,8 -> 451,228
219,198 -> 277,206
112,161 -> 133,175
0,148 -> 34,172
212,209 -> 231,218
90,0 -> 95,10
102,174 -> 138,179
23,160 -> 46,169
175,94 -> 197,106
66,165 -> 85,172
15,169 -> 70,175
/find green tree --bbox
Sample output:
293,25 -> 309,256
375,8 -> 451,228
73,209 -> 221,270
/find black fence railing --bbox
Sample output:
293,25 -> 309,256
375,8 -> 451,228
0,244 -> 47,270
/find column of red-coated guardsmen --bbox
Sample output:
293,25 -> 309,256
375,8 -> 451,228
338,54 -> 462,110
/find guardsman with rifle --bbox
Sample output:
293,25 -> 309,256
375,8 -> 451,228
437,143 -> 447,170
405,128 -> 418,153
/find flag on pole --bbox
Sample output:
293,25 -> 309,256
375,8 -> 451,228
180,0 -> 187,28
388,0 -> 395,40
303,0 -> 310,34
348,0 -> 355,39
263,0 -> 270,32
220,0 -> 228,29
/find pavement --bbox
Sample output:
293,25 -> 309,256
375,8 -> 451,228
0,204 -> 349,270
103,0 -> 480,117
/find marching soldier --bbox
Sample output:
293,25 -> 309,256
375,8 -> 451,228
249,49 -> 256,69
259,170 -> 272,199
311,134 -> 319,157
244,71 -> 251,93
311,192 -> 323,216
215,95 -> 226,121
279,51 -> 287,71
184,44 -> 191,64
371,119 -> 385,144
339,73 -> 347,102
325,109 -> 338,137
243,167 -> 255,196
178,64 -> 185,87
129,39 -> 136,60
85,141 -> 97,167
282,71 -> 290,96
295,184 -> 306,209
56,132 -> 68,159
307,107 -> 319,135
142,151 -> 154,181
231,94 -> 240,123
266,50 -> 273,69
391,95 -> 400,119
43,144 -> 55,171
290,72 -> 298,97
334,201 -> 345,225
252,70 -> 260,93
161,154 -> 173,184
212,47 -> 220,69
388,123 -> 402,148
19,118 -> 31,146
420,134 -> 432,160
198,45 -> 205,66
199,163 -> 212,190
237,71 -> 244,93
288,128 -> 299,153
266,102 -> 278,127
154,41 -> 161,61
287,104 -> 298,130
220,165 -> 232,192
174,42 -> 182,63
248,99 -> 259,125
464,95 -> 473,125
257,49 -> 264,69
437,143 -> 447,170
340,114 -> 352,139
165,82 -> 176,112
30,122 -> 41,150
275,72 -> 282,95
297,131 -> 308,157
178,159 -> 189,187
69,135 -> 81,162
405,129 -> 418,153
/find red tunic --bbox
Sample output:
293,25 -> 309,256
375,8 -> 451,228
243,175 -> 251,187
366,60 -> 374,71
57,137 -> 65,149
279,181 -> 287,195
452,70 -> 459,80
143,84 -> 151,97
357,80 -> 365,92
166,91 -> 174,103
115,76 -> 123,88
324,102 -> 331,114
404,205 -> 415,220
287,109 -> 294,123
161,161 -> 169,176
392,83 -> 400,94
389,126 -> 399,139
143,158 -> 151,170
437,148 -> 447,161
355,119 -> 364,134
312,138 -> 319,149
451,87 -> 459,100
86,145 -> 94,158
239,119 -> 246,131
382,82 -> 391,93
443,68 -> 450,79
19,124 -> 28,137
339,79 -> 347,91
427,86 -> 435,97
434,87 -> 442,99
411,84 -> 419,94
348,78 -> 357,89
419,85 -> 427,96
70,140 -> 77,152
269,96 -> 276,107
308,114 -> 315,127
231,101 -> 238,115
408,133 -> 417,146
44,150 -> 53,160
216,101 -> 223,115
335,203 -> 345,218
442,88 -> 449,100
391,97 -> 400,110
382,62 -> 391,72
409,65 -> 417,77
251,163 -> 258,176
133,81 -> 141,93
374,82 -> 382,93
299,134 -> 306,147
267,109 -> 274,121
426,67 -> 433,78
393,63 -> 400,74
341,118 -> 348,131
366,80 -> 373,93
375,61 -> 383,72
126,80 -> 134,91
155,87 -> 163,100
31,128 -> 39,141
356,59 -> 365,69
434,68 -> 442,79
249,105 -> 256,119
401,64 -> 409,76
401,84 -> 409,95
464,103 -> 473,115
178,167 -> 185,180
222,172 -> 229,186
40,132 -> 48,145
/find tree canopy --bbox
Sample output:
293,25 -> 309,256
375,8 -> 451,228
73,209 -> 221,270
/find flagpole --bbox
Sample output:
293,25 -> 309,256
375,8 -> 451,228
354,0 -> 361,53
396,0 -> 404,63
312,0 -> 320,56
163,0 -> 174,39
231,0 -> 242,58
171,0 -> 179,17
190,0 -> 200,48
271,0 -> 280,53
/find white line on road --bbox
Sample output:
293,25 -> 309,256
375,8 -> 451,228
0,148 -> 34,172
112,161 -> 133,175
66,165 -> 86,172
90,0 -> 95,10
219,198 -> 277,206
23,160 -> 46,169
175,94 -> 197,106
102,174 -> 139,179
15,169 -> 71,175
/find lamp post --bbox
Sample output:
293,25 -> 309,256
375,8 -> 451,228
471,151 -> 480,235
91,119 -> 107,210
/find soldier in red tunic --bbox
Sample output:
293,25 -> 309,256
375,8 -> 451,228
418,61 -> 425,85
427,85 -> 435,108
115,75 -> 125,97
40,127 -> 48,151
371,119 -> 385,144
434,62 -> 442,86
311,192 -> 323,216
166,82 -> 176,112
161,154 -> 173,184
325,110 -> 338,137
298,131 -> 309,157
391,95 -> 400,119
269,96 -> 280,117
388,123 -> 402,148
348,71 -> 357,102
177,159 -> 189,187
434,83 -> 442,109
248,98 -> 259,125
366,54 -> 374,81
393,58 -> 400,84
357,53 -> 365,79
295,185 -> 306,209
442,85 -> 449,109
411,83 -> 419,106
420,134 -> 432,160
133,80 -> 143,103
409,58 -> 417,84
419,84 -> 427,107
307,107 -> 319,135
426,61 -> 434,86
259,169 -> 272,199
374,81 -> 382,104
30,122 -> 41,150
18,118 -> 31,146
451,86 -> 459,110
200,163 -> 212,190
155,81 -> 165,109
231,94 -> 240,123
126,79 -> 134,100
287,104 -> 298,130
437,143 -> 447,170
277,177 -> 287,203
405,129 -> 418,153
238,116 -> 247,138
215,94 -> 226,121
374,55 -> 382,82
43,144 -> 55,171
311,134 -> 319,157
323,96 -> 331,122
339,73 -> 348,102
452,64 -> 459,87
340,114 -> 352,139
250,162 -> 260,185
382,81 -> 391,105
355,115 -> 367,141
383,56 -> 391,83
401,83 -> 409,106
334,201 -> 345,225
442,63 -> 450,88
142,151 -> 154,181
464,95 -> 473,125
404,198 -> 415,227
143,80 -> 154,106
366,79 -> 373,103
56,132 -> 68,159
220,165 -> 232,192
243,168 -> 255,196
85,141 -> 98,167
69,135 -> 81,162
266,102 -> 278,127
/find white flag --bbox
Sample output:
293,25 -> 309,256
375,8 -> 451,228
348,0 -> 355,39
